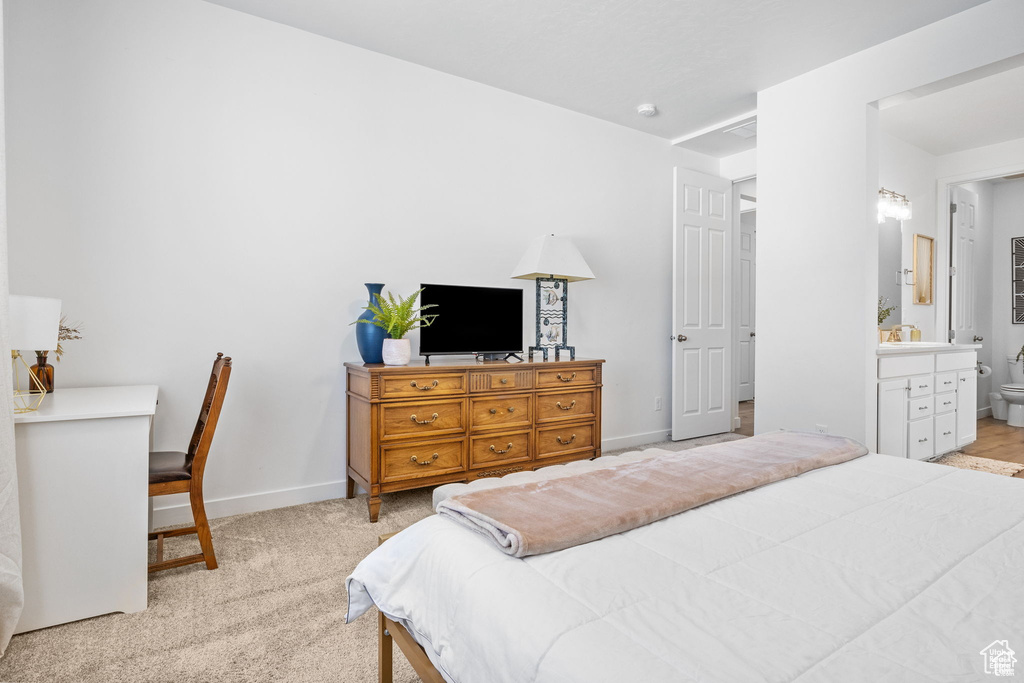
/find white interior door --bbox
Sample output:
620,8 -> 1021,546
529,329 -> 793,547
672,167 -> 732,440
736,210 -> 756,402
950,186 -> 979,344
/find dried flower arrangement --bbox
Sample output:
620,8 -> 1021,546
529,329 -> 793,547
35,315 -> 83,361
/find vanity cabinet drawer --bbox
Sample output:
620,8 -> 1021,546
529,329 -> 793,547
908,375 -> 934,398
469,430 -> 532,468
469,369 -> 533,393
934,412 -> 957,454
536,389 -> 597,423
536,365 -> 599,388
536,422 -> 596,458
381,439 -> 465,482
935,371 -> 958,394
936,351 -> 977,372
908,396 -> 933,419
380,399 -> 466,440
380,373 -> 466,399
878,355 -> 934,379
907,417 -> 934,460
469,395 -> 532,431
935,394 -> 956,414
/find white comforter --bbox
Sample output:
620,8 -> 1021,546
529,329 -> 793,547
347,453 -> 1024,682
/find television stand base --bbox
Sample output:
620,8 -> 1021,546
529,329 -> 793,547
477,352 -> 523,362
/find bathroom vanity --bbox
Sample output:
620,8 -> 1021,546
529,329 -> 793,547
876,343 -> 980,459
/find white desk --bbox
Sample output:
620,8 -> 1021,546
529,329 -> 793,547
14,385 -> 158,633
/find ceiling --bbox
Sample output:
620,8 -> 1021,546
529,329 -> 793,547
880,63 -> 1024,156
203,0 -> 988,149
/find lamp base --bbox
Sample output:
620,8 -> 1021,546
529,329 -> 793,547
12,350 -> 48,413
528,345 -> 575,361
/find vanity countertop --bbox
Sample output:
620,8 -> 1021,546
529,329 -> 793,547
876,343 -> 982,356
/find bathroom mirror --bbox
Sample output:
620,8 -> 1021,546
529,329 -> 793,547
878,217 -> 902,327
913,233 -> 934,305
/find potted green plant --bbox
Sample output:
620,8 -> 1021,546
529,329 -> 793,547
355,288 -> 437,365
877,296 -> 897,342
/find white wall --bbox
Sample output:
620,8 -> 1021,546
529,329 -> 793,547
4,0 -> 717,523
756,0 -> 1024,445
991,178 -> 1024,390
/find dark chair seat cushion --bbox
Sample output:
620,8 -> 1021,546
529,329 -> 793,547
149,451 -> 192,485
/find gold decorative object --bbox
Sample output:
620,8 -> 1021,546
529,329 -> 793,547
913,234 -> 934,305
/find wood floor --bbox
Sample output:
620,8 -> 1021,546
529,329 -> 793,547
961,416 -> 1024,478
736,403 -> 1020,478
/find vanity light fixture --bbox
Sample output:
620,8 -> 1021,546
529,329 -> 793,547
878,188 -> 912,223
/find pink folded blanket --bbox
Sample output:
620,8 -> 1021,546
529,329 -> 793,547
436,431 -> 868,557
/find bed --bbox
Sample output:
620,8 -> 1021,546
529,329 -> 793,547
347,432 -> 1024,682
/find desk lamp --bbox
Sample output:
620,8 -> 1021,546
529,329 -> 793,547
9,295 -> 61,413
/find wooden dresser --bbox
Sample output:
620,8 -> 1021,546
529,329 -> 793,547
345,358 -> 604,521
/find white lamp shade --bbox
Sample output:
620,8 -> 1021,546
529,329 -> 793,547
510,234 -> 595,282
9,295 -> 62,351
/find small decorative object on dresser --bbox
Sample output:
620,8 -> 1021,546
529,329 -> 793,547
354,283 -> 386,364
30,315 -> 83,393
353,287 -> 437,366
345,358 -> 604,521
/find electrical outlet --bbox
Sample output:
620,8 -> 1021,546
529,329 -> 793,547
654,396 -> 663,411
815,424 -> 828,434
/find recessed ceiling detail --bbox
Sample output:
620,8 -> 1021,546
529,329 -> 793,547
204,0 -> 988,144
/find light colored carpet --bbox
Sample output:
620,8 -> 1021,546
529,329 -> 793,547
0,431 -> 745,682
932,451 -> 1024,476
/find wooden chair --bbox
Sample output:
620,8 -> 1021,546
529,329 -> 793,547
148,352 -> 232,572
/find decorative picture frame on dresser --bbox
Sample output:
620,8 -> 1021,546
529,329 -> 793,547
344,358 -> 604,522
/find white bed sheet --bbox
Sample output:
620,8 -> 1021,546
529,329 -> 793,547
347,453 -> 1024,682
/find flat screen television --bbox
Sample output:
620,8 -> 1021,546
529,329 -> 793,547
419,283 -> 523,361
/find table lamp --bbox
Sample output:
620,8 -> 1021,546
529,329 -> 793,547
511,234 -> 595,360
9,295 -> 61,413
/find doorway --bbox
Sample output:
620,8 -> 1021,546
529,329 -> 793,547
734,179 -> 756,434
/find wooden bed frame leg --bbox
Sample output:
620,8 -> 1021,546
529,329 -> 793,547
378,610 -> 393,683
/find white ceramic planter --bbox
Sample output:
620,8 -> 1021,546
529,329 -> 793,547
382,338 -> 411,366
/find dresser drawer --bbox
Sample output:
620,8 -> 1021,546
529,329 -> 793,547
908,396 -> 933,419
936,351 -> 976,372
470,395 -> 532,431
535,389 -> 597,423
907,417 -> 934,460
380,398 -> 466,440
380,373 -> 466,399
469,369 -> 533,393
878,355 -> 933,379
469,430 -> 532,468
934,371 -> 957,394
934,412 -> 956,454
935,393 -> 956,414
381,439 -> 465,482
908,375 -> 934,398
536,365 -> 598,389
536,421 -> 596,458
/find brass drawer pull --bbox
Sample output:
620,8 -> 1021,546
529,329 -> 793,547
489,407 -> 516,414
556,433 -> 577,445
500,378 -> 509,384
557,372 -> 576,383
410,453 -> 439,465
490,408 -> 497,414
410,379 -> 439,391
556,400 -> 576,411
489,443 -> 514,455
410,413 -> 439,424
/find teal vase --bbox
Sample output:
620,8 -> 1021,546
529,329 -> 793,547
356,283 -> 386,364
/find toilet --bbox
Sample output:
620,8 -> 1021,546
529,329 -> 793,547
1000,356 -> 1024,428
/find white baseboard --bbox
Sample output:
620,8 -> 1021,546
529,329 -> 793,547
152,479 -> 349,528
977,406 -> 992,419
602,429 -> 671,451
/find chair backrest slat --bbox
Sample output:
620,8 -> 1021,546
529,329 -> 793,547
185,352 -> 232,477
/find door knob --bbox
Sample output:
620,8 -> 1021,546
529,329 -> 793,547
750,332 -> 756,338
670,334 -> 687,342
973,335 -> 984,342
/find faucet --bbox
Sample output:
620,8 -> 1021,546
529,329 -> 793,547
886,324 -> 917,343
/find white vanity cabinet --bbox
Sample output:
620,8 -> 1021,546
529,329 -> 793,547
876,347 -> 978,460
